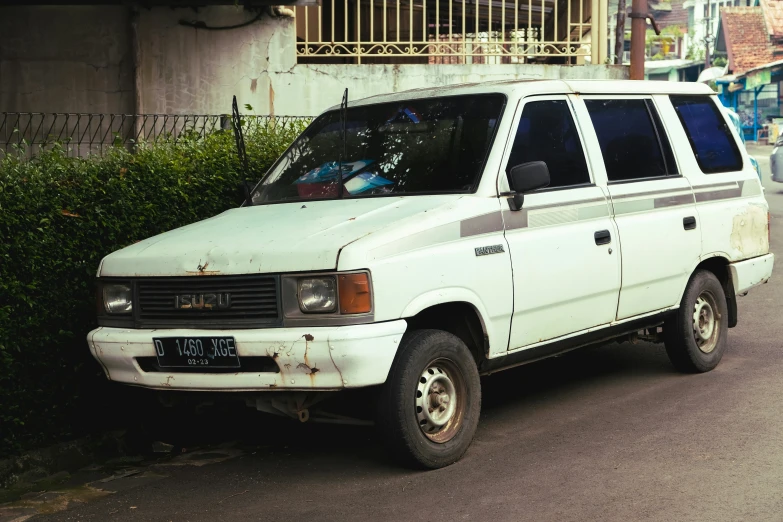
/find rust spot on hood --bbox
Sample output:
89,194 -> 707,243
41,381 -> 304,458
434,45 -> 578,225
304,334 -> 314,341
185,261 -> 221,276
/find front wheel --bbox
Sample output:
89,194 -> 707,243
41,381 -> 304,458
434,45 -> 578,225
376,329 -> 481,469
664,270 -> 729,373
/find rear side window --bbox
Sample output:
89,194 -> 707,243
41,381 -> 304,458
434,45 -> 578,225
585,99 -> 678,182
670,96 -> 743,173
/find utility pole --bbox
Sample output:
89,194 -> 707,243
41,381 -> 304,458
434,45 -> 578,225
615,0 -> 627,64
630,0 -> 660,79
705,0 -> 712,67
629,0 -> 646,79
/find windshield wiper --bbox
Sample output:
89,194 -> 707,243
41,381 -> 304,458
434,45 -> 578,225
231,95 -> 252,206
338,88 -> 348,199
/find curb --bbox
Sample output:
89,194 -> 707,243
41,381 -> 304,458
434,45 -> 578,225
0,431 -> 129,495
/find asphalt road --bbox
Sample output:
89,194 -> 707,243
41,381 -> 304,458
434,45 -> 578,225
30,145 -> 783,521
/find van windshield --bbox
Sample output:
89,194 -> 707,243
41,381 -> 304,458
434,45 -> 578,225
250,94 -> 505,205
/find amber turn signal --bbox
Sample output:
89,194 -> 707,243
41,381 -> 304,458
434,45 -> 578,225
338,273 -> 372,314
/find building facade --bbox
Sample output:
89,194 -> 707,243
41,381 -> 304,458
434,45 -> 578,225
715,4 -> 783,139
1,2 -> 624,118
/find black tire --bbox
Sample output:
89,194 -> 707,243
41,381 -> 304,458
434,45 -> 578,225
664,269 -> 729,373
376,329 -> 481,469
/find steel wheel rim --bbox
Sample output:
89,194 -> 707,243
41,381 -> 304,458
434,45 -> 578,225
415,359 -> 466,443
693,290 -> 720,354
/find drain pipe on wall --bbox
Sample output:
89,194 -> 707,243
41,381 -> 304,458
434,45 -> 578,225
629,0 -> 660,80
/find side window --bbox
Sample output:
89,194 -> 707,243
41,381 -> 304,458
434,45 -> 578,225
670,95 -> 743,173
506,100 -> 591,189
585,99 -> 678,182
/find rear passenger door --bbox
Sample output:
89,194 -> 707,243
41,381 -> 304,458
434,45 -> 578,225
574,96 -> 702,321
667,95 -> 768,263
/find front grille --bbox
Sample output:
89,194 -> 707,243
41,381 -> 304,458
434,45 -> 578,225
136,275 -> 281,328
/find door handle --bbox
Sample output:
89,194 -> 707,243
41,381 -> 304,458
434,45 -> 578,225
594,230 -> 611,245
683,216 -> 697,230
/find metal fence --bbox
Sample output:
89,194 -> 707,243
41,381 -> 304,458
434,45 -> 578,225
295,0 -> 606,64
0,113 -> 312,158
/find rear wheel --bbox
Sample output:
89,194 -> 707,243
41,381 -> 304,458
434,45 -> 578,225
664,270 -> 729,373
377,329 -> 481,469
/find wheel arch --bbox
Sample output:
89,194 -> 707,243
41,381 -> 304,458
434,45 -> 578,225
686,254 -> 737,328
403,301 -> 490,364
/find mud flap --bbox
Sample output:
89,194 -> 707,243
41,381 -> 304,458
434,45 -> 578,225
726,295 -> 738,328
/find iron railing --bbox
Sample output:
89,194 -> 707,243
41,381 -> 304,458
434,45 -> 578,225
0,113 -> 312,158
295,0 -> 607,63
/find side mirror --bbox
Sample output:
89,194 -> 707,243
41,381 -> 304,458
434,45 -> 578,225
508,161 -> 550,211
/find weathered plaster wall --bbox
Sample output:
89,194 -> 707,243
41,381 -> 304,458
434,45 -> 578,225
0,6 -> 134,113
135,6 -> 286,115
284,63 -> 628,116
1,5 -> 628,116
137,6 -> 627,116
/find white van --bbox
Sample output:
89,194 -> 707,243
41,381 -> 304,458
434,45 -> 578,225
90,80 -> 774,469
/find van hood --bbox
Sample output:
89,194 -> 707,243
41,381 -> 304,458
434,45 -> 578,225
99,196 -> 457,277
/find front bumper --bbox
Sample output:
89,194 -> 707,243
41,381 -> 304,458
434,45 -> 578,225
88,321 -> 407,391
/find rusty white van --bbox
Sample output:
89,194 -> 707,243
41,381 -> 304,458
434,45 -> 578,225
90,80 -> 774,469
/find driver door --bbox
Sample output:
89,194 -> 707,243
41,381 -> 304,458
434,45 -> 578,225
501,96 -> 621,350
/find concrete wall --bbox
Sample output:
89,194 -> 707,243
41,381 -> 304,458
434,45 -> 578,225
137,7 -> 627,116
1,5 -> 628,117
283,63 -> 628,116
135,6 -> 286,115
0,6 -> 134,114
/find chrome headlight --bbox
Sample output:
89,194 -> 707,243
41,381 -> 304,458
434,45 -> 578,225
103,284 -> 133,314
298,277 -> 337,313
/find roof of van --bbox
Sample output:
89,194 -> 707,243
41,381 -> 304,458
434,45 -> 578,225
324,79 -> 715,112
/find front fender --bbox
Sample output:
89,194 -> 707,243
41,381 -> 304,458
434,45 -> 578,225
401,287 -> 507,356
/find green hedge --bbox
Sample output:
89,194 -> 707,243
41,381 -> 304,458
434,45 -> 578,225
0,119 -> 308,458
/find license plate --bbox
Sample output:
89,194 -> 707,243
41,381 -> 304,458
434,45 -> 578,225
153,337 -> 240,369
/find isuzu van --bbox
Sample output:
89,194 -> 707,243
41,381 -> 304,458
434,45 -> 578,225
90,80 -> 774,469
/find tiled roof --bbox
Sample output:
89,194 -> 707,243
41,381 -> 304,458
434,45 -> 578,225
609,0 -> 688,30
650,2 -> 672,12
721,7 -> 776,74
760,0 -> 783,40
653,0 -> 689,29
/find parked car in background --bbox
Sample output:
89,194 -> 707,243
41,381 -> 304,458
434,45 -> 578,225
725,108 -> 762,181
771,132 -> 783,182
89,80 -> 774,469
